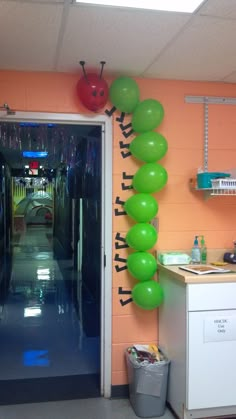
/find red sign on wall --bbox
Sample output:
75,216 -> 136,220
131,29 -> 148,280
29,161 -> 39,170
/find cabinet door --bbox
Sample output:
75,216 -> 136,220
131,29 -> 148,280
187,310 -> 236,410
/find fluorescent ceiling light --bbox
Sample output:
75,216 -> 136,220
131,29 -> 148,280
37,269 -> 50,274
75,0 -> 204,13
37,275 -> 50,280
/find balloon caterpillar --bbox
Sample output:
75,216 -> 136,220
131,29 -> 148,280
109,77 -> 168,310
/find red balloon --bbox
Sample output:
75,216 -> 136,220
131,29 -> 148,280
77,73 -> 109,112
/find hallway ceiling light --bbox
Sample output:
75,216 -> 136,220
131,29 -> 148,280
35,254 -> 50,260
37,268 -> 50,274
37,275 -> 50,280
75,0 -> 205,13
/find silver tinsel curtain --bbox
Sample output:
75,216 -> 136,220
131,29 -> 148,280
0,122 -> 78,168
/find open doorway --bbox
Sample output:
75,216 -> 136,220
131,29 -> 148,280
0,112 -> 112,404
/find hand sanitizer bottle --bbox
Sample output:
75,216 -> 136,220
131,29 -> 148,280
191,236 -> 201,264
200,235 -> 207,264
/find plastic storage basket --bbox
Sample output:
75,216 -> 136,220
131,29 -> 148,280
211,178 -> 236,189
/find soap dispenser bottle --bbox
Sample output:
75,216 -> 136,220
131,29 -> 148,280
191,236 -> 201,264
200,235 -> 207,264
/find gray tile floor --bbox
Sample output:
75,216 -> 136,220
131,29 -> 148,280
0,398 -> 175,419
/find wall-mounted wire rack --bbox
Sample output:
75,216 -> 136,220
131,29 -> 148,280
185,95 -> 236,197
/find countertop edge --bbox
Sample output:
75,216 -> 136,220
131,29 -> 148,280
157,263 -> 236,284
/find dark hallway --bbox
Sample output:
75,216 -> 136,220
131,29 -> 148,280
0,121 -> 102,404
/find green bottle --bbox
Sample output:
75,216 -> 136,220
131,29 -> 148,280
200,235 -> 207,264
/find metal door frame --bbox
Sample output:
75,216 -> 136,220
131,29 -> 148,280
0,110 -> 113,398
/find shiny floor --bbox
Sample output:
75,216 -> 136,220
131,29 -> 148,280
0,225 -> 99,380
0,398 -> 175,419
0,225 -> 100,404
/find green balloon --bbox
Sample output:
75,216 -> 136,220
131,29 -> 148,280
133,163 -> 168,193
126,223 -> 157,251
109,77 -> 140,113
132,99 -> 164,133
124,193 -> 158,222
132,280 -> 164,310
127,251 -> 157,281
130,131 -> 168,163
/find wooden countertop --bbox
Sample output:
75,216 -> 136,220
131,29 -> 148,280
158,263 -> 236,284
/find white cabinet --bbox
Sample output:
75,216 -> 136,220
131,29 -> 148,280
159,269 -> 236,419
188,310 -> 236,410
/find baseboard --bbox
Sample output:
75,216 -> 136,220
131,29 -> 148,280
167,402 -> 180,419
0,374 -> 100,405
111,384 -> 129,398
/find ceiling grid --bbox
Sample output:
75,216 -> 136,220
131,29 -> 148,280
0,0 -> 236,82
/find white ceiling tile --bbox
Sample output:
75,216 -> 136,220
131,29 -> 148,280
223,71 -> 236,83
0,1 -> 63,71
57,5 -> 190,74
6,0 -> 63,3
145,15 -> 236,81
0,1 -> 235,83
199,0 -> 236,20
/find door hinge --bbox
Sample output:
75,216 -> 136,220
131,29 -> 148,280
104,254 -> 106,267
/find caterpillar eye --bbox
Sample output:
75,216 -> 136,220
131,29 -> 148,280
100,90 -> 104,96
92,90 -> 97,97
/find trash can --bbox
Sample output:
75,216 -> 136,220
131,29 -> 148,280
125,348 -> 170,418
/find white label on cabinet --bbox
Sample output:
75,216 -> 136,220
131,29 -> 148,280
204,316 -> 236,343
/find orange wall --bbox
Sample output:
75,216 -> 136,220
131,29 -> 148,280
1,71 -> 236,386
112,79 -> 236,385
